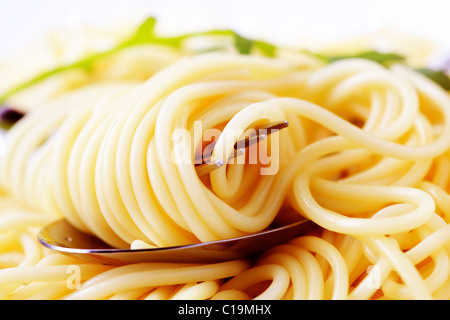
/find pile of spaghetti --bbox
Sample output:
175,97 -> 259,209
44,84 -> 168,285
0,18 -> 449,300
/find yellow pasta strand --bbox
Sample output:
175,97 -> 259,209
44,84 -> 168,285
0,27 -> 449,300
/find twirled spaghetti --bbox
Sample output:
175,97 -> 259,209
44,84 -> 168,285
0,20 -> 449,300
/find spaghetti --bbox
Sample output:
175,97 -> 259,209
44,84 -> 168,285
0,20 -> 449,300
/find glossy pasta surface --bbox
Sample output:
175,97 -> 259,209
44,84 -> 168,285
0,21 -> 449,300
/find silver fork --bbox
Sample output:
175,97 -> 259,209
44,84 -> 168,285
194,121 -> 289,176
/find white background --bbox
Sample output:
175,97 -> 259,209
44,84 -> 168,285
1,0 -> 450,59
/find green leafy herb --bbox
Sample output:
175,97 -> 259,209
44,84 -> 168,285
305,49 -> 450,90
328,51 -> 405,65
232,32 -> 253,55
0,17 -> 277,104
123,16 -> 157,46
309,50 -> 405,66
415,68 -> 450,90
253,40 -> 276,57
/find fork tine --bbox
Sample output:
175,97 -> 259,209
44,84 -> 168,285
195,121 -> 288,176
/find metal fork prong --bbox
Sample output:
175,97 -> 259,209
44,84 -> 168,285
194,121 -> 288,176
195,159 -> 225,177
